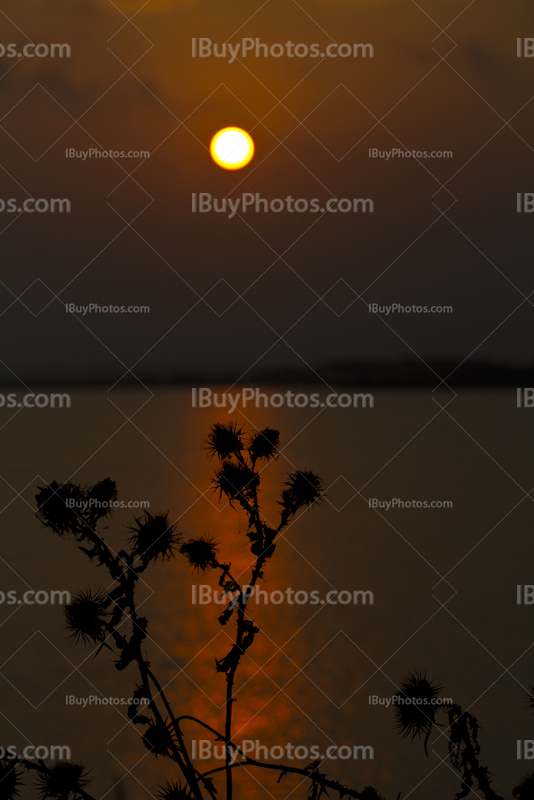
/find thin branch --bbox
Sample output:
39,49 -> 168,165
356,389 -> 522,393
175,717 -> 366,799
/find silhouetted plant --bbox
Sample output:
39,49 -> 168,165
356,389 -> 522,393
142,719 -> 177,759
360,789 -> 387,800
247,427 -> 280,461
179,536 -> 219,573
156,780 -> 194,800
205,422 -> 244,460
64,588 -> 109,645
128,512 -> 181,563
394,672 -> 503,800
394,672 -> 443,753
35,763 -> 91,800
0,756 -> 93,800
0,760 -> 23,800
35,481 -> 87,536
513,772 -> 534,799
5,422 -> 514,800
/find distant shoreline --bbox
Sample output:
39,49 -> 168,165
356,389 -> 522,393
2,362 -> 534,388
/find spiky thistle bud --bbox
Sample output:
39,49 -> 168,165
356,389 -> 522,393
179,536 -> 219,573
514,773 -> 534,799
35,482 -> 85,536
65,589 -> 109,645
85,479 -> 117,521
211,461 -> 258,501
128,512 -> 181,563
205,422 -> 244,460
35,763 -> 90,800
281,471 -> 323,510
394,671 -> 442,753
142,720 -> 176,759
156,781 -> 193,800
360,789 -> 387,800
247,428 -> 279,461
0,760 -> 23,800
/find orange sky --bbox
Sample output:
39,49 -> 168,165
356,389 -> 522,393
0,0 -> 533,382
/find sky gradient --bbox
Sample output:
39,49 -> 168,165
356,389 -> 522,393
0,0 -> 532,385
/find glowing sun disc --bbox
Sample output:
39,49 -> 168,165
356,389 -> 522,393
210,127 -> 255,170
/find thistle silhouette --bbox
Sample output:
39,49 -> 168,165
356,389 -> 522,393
394,672 -> 442,753
393,672 -> 504,800
156,781 -> 194,800
64,588 -> 109,645
0,423 -> 515,800
0,760 -> 23,800
35,763 -> 91,800
513,772 -> 534,799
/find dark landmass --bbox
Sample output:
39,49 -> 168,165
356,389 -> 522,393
250,361 -> 534,388
4,361 -> 534,388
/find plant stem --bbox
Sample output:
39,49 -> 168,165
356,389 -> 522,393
146,666 -> 204,800
176,717 -> 367,800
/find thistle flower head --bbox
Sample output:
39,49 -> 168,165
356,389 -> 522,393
514,773 -> 534,799
36,763 -> 90,800
85,478 -> 117,520
281,471 -> 323,511
394,671 -> 442,746
156,781 -> 193,800
179,536 -> 219,573
212,460 -> 258,500
360,790 -> 387,800
205,422 -> 244,460
128,512 -> 181,563
35,482 -> 85,536
142,719 -> 176,758
65,588 -> 109,645
247,428 -> 280,461
0,760 -> 23,800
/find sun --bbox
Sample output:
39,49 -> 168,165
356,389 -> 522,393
210,128 -> 255,170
